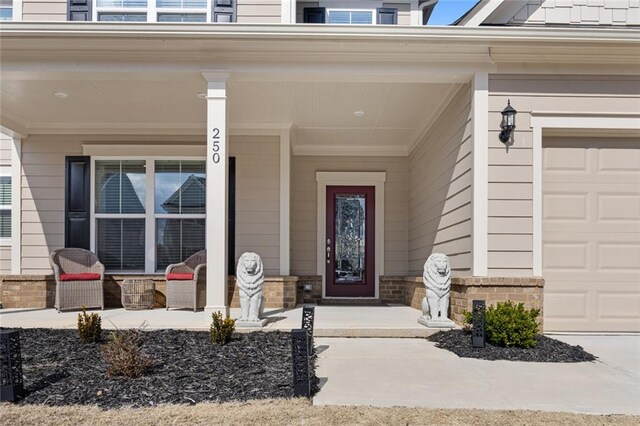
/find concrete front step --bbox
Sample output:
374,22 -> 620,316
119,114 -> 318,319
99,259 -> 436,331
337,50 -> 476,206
313,328 -> 440,338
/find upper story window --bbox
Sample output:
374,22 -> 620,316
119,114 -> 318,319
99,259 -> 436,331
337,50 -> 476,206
92,0 -> 228,22
0,0 -> 12,21
327,10 -> 373,25
304,6 -> 397,25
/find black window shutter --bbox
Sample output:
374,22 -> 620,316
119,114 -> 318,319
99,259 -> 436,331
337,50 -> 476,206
377,8 -> 398,25
65,156 -> 91,249
304,7 -> 326,23
68,0 -> 91,21
213,0 -> 236,22
228,157 -> 236,275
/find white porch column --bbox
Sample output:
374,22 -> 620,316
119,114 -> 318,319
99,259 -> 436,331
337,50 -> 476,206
471,72 -> 489,276
203,71 -> 230,319
279,127 -> 291,275
11,136 -> 22,274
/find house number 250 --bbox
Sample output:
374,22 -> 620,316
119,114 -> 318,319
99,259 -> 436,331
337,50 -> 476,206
212,128 -> 221,164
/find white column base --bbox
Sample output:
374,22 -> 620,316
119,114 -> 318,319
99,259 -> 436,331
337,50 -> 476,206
204,306 -> 231,325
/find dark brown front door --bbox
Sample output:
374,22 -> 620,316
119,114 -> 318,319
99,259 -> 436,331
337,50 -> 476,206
326,186 -> 375,297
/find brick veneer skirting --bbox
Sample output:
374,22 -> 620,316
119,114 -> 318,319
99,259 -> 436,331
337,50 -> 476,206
0,274 -> 303,310
227,276 -> 298,309
380,276 -> 545,326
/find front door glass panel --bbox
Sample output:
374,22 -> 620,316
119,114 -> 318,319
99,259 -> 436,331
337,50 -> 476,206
334,194 -> 366,284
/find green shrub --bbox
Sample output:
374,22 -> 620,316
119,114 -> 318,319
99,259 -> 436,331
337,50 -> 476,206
102,323 -> 154,378
210,311 -> 235,346
77,306 -> 102,343
485,301 -> 540,348
463,309 -> 473,324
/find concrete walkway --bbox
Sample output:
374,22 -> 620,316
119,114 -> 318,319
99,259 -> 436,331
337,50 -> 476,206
312,335 -> 640,415
0,305 -> 434,337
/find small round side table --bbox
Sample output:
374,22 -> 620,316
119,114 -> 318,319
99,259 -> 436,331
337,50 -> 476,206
121,279 -> 155,310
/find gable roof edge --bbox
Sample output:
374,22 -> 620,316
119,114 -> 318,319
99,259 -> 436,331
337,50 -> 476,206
455,0 -> 505,27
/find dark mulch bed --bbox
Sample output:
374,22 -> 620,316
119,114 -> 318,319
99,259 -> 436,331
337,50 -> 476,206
9,328 -> 318,408
428,330 -> 597,363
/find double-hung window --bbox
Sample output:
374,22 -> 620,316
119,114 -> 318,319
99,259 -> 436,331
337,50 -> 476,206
327,9 -> 374,25
95,0 -> 206,22
0,0 -> 12,21
155,160 -> 206,271
93,158 -> 206,273
96,0 -> 148,21
0,175 -> 11,241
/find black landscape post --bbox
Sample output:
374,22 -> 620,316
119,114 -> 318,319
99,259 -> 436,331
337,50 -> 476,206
291,329 -> 311,398
472,300 -> 486,348
0,330 -> 25,402
301,306 -> 315,353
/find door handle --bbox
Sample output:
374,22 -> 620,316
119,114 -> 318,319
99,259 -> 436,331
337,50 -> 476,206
326,239 -> 331,263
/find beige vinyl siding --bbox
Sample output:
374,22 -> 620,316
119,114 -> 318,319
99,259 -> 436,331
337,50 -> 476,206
290,156 -> 409,276
229,135 -> 280,276
21,0 -> 67,21
237,0 -> 281,23
488,74 -> 640,276
0,247 -> 10,274
18,135 -> 281,275
0,135 -> 12,166
296,1 -> 318,22
382,2 -> 410,25
408,84 -> 472,276
501,0 -> 640,26
20,136 -> 79,274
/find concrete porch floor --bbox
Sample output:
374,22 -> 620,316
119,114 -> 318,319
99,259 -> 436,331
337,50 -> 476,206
0,304 -> 439,337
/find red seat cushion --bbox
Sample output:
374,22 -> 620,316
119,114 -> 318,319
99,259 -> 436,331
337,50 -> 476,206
60,273 -> 101,281
166,273 -> 194,281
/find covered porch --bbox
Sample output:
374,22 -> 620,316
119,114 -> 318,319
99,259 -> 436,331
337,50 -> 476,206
1,23 -> 505,325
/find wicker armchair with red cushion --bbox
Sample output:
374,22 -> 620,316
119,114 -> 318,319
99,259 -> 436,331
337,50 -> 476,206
49,248 -> 105,312
165,250 -> 206,312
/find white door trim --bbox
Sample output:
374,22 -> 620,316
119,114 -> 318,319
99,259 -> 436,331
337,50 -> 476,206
530,113 -> 640,276
316,171 -> 386,299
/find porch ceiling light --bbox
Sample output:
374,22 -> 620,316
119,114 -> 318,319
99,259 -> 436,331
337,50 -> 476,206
354,110 -> 365,117
499,100 -> 517,144
53,91 -> 69,99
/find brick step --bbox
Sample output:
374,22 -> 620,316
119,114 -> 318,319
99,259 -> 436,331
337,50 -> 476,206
319,298 -> 385,306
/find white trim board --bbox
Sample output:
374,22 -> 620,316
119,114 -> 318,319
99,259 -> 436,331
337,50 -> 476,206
279,128 -> 291,275
530,113 -> 640,277
316,171 -> 386,299
11,136 -> 21,274
471,73 -> 488,276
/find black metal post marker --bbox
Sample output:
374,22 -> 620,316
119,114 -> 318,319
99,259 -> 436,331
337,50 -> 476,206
472,300 -> 486,348
291,329 -> 311,398
301,306 -> 315,354
0,330 -> 25,402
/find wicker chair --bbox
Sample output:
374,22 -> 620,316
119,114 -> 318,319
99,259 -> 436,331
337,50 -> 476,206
165,250 -> 206,312
49,248 -> 105,312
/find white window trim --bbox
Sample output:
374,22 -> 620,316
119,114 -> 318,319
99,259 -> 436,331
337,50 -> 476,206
12,0 -> 22,21
529,113 -> 640,277
0,172 -> 11,246
326,8 -> 376,25
316,171 -> 386,299
91,156 -> 206,274
93,0 -> 208,22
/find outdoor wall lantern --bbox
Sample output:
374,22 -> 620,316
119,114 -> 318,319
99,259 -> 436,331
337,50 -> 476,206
499,100 -> 517,144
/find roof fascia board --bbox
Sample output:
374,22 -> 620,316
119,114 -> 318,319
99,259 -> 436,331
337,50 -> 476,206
0,22 -> 638,44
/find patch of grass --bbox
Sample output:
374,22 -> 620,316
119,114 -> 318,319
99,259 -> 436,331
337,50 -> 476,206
2,399 -> 638,426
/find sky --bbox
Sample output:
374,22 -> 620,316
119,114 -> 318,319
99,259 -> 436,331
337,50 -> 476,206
427,0 -> 479,26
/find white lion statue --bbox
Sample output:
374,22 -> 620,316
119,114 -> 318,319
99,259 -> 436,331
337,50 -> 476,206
420,253 -> 453,326
236,252 -> 265,322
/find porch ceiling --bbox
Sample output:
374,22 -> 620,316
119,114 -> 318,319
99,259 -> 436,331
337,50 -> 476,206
1,75 -> 460,155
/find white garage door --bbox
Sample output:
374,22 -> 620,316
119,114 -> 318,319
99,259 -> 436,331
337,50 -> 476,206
543,137 -> 640,332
